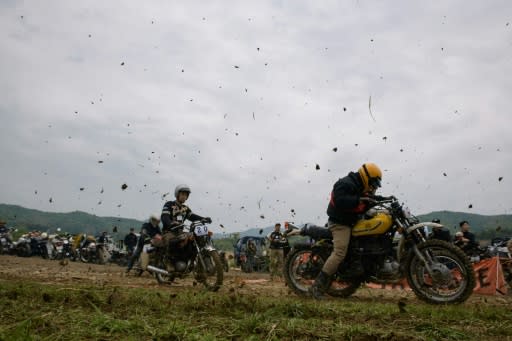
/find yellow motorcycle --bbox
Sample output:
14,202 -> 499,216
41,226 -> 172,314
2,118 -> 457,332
284,197 -> 475,304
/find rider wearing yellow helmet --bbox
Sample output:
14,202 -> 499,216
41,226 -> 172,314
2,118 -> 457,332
310,162 -> 383,299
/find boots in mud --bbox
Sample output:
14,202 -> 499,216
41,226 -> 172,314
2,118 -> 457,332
309,271 -> 331,300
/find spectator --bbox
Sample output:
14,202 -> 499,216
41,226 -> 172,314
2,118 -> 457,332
459,221 -> 478,247
98,231 -> 108,244
454,231 -> 465,248
430,218 -> 451,242
246,239 -> 257,272
267,223 -> 287,280
124,228 -> 138,254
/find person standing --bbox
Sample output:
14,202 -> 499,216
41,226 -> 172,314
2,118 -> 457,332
246,239 -> 257,273
124,228 -> 138,254
267,223 -> 287,280
459,221 -> 478,247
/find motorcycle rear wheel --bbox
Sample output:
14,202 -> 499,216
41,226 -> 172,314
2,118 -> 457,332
406,239 -> 475,304
195,250 -> 223,291
284,248 -> 360,297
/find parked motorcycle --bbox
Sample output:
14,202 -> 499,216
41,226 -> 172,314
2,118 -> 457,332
49,234 -> 74,260
0,228 -> 15,255
14,235 -> 32,257
14,233 -> 49,258
75,234 -> 100,263
146,221 -> 223,291
284,196 -> 475,304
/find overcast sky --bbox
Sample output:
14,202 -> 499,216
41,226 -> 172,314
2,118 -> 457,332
1,1 -> 511,233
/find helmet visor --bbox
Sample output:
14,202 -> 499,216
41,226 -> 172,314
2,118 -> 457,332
369,177 -> 381,189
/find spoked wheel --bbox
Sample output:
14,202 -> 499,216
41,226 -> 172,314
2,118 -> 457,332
194,250 -> 223,291
80,250 -> 90,263
406,240 -> 475,304
284,248 -> 360,297
284,249 -> 321,296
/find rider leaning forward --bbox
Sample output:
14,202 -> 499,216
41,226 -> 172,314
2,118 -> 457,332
126,184 -> 211,273
160,184 -> 211,249
310,163 -> 384,299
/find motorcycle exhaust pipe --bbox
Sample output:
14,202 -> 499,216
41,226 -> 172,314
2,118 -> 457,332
147,265 -> 169,276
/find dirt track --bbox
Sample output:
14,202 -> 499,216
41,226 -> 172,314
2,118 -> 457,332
0,255 -> 510,307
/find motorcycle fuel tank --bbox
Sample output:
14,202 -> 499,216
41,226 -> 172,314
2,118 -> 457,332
352,213 -> 393,237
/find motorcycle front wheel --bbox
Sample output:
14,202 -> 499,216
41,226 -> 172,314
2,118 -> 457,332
283,248 -> 360,297
194,250 -> 223,291
80,249 -> 91,263
406,239 -> 475,304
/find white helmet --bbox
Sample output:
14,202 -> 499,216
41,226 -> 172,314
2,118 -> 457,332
149,214 -> 160,222
174,184 -> 191,198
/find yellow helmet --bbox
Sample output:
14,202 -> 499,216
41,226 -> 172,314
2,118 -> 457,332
358,163 -> 382,192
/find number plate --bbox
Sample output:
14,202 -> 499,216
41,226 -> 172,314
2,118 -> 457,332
195,225 -> 209,236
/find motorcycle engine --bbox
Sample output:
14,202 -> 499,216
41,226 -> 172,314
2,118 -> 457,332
377,257 -> 400,278
175,261 -> 187,272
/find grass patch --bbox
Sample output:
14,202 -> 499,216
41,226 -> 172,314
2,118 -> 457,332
0,280 -> 510,340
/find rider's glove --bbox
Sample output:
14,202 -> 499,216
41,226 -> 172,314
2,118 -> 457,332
202,217 -> 212,224
360,196 -> 377,204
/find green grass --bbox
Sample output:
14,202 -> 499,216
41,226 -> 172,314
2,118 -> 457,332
0,281 -> 511,341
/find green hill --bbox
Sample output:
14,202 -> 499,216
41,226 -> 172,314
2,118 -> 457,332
0,203 -> 143,236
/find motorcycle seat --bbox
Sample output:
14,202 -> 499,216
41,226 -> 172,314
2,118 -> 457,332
302,224 -> 333,240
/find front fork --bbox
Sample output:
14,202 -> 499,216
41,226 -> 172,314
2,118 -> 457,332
405,226 -> 435,275
411,244 -> 435,274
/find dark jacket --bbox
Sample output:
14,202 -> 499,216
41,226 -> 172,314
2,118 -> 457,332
268,231 -> 288,249
124,232 -> 138,249
463,231 -> 478,247
141,222 -> 162,238
161,200 -> 204,233
326,172 -> 366,226
432,228 -> 451,242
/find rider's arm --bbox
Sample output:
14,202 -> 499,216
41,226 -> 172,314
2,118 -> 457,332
188,212 -> 204,222
161,203 -> 174,229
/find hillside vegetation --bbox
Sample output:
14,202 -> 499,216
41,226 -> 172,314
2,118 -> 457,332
0,204 -> 142,236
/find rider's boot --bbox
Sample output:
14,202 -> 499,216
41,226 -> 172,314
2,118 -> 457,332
309,271 -> 330,300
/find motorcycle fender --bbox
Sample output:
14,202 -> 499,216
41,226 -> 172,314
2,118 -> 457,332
291,243 -> 312,251
406,222 -> 443,234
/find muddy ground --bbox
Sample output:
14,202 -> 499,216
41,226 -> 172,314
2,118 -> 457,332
0,255 -> 510,307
